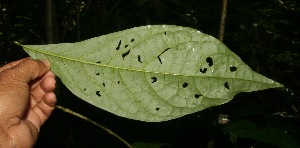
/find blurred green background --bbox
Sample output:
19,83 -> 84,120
0,0 -> 299,147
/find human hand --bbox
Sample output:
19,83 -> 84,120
0,58 -> 56,147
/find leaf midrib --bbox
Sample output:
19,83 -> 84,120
16,41 -> 279,87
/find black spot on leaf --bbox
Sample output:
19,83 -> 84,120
96,73 -> 100,76
200,68 -> 207,74
125,44 -> 128,48
206,57 -> 213,67
157,48 -> 171,64
164,32 -> 166,35
156,107 -> 160,111
195,94 -> 202,98
96,61 -> 101,64
230,66 -> 237,72
84,88 -> 86,91
117,81 -> 120,84
96,91 -> 101,97
116,40 -> 121,50
224,82 -> 230,90
122,50 -> 130,59
157,56 -> 162,64
131,38 -> 135,42
151,77 -> 157,83
182,82 -> 188,88
102,83 -> 105,87
138,55 -> 142,63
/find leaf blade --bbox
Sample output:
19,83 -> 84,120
16,25 -> 283,122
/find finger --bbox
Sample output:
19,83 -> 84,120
30,71 -> 55,91
27,92 -> 56,131
0,58 -> 50,84
30,75 -> 56,107
0,58 -> 28,72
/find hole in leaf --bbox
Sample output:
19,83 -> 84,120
156,107 -> 160,111
230,66 -> 237,72
102,83 -> 105,87
164,32 -> 166,35
131,38 -> 134,42
96,91 -> 101,97
122,50 -> 130,59
96,61 -> 101,64
151,77 -> 157,83
96,73 -> 100,76
224,82 -> 230,90
116,40 -> 121,50
195,94 -> 202,98
125,44 -> 128,48
157,48 -> 171,64
182,82 -> 188,88
206,57 -> 213,67
200,68 -> 207,74
84,88 -> 86,91
117,81 -> 120,84
138,55 -> 142,63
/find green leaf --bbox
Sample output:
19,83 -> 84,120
16,25 -> 283,122
222,120 -> 300,148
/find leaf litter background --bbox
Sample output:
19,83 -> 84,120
0,0 -> 299,147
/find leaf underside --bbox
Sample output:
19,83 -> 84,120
17,25 -> 283,122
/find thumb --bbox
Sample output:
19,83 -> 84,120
0,58 -> 50,84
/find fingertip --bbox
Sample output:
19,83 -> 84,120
45,71 -> 56,78
40,59 -> 50,69
44,92 -> 57,108
41,76 -> 56,92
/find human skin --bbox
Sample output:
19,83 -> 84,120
0,58 -> 56,147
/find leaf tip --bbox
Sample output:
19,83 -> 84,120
276,82 -> 284,88
269,80 -> 284,89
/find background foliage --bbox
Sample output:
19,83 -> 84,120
1,0 -> 299,147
